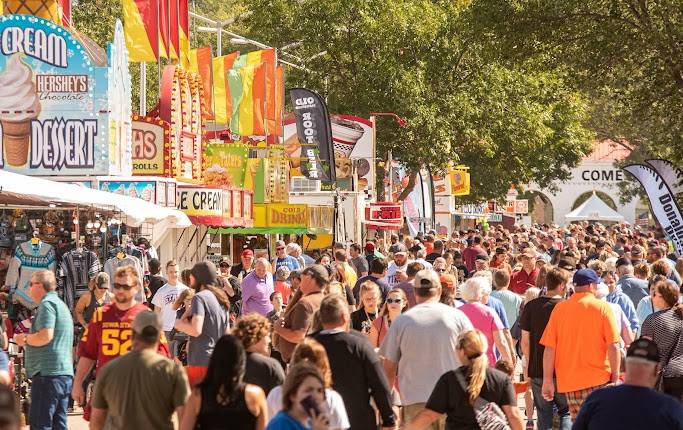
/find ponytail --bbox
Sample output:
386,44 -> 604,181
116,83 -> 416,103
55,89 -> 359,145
457,330 -> 489,406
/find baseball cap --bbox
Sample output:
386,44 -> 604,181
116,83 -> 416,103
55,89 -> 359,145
615,257 -> 632,268
475,254 -> 489,262
275,240 -> 286,249
241,249 -> 254,258
219,258 -> 231,268
393,243 -> 408,255
415,270 -> 440,289
132,310 -> 162,343
440,274 -> 457,289
573,268 -> 600,287
365,242 -> 376,252
302,264 -> 329,284
520,248 -> 536,259
495,247 -> 507,255
191,261 -> 219,286
94,272 -> 110,289
626,338 -> 660,364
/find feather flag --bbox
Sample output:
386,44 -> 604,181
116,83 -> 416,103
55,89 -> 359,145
189,47 -> 214,119
212,52 -> 239,124
122,0 -> 160,62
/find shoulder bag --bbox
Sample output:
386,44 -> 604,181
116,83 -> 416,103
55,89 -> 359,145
656,319 -> 683,391
454,368 -> 511,430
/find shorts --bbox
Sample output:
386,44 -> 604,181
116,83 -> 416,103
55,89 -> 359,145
185,365 -> 208,387
565,383 -> 607,419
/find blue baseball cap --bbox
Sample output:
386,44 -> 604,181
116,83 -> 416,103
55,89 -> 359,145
573,268 -> 600,287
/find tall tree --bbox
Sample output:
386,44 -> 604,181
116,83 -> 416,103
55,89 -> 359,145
243,0 -> 593,201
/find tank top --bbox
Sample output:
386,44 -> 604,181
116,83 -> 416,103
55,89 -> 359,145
83,291 -> 112,325
197,383 -> 256,430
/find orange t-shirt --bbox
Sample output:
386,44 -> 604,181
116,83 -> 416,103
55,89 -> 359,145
540,292 -> 619,393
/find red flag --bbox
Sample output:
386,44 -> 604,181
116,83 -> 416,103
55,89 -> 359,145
179,0 -> 190,67
168,0 -> 180,60
159,0 -> 171,58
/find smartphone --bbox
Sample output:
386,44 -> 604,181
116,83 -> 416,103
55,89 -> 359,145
300,394 -> 321,418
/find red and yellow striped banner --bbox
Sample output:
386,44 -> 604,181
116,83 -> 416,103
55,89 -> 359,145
122,0 -> 160,62
189,47 -> 214,119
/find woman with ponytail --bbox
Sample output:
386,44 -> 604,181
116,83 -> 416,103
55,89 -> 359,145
641,279 -> 683,399
404,330 -> 524,430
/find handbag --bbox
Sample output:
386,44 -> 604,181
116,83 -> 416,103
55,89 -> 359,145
454,368 -> 511,430
655,323 -> 683,392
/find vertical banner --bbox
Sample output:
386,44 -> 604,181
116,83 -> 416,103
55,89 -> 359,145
158,0 -> 170,58
211,52 -> 238,124
178,0 -> 189,68
289,88 -> 336,182
624,164 -> 683,256
168,0 -> 180,59
122,0 -> 159,61
189,47 -> 214,119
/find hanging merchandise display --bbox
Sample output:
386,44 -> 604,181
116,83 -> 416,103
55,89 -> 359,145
102,250 -> 145,302
6,235 -> 56,309
0,16 -> 132,176
58,246 -> 101,310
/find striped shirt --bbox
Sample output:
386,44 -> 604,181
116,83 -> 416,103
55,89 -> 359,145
641,308 -> 683,378
25,292 -> 74,377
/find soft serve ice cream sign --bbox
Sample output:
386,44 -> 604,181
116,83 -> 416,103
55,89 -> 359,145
0,15 -> 109,175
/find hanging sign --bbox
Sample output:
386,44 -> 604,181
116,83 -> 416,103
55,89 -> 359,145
177,186 -> 225,225
268,204 -> 309,228
203,141 -> 249,188
131,115 -> 170,175
365,202 -> 403,230
0,15 -> 131,176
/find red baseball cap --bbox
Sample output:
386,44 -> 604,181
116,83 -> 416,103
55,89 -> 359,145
241,249 -> 254,258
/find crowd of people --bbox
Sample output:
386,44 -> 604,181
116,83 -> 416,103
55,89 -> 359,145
3,222 -> 683,429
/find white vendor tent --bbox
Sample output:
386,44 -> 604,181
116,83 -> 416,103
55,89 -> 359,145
0,170 -> 191,228
565,192 -> 625,223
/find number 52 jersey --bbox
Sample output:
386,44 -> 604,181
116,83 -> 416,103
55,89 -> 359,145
78,303 -> 170,374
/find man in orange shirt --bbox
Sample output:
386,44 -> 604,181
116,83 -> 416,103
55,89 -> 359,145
540,268 -> 620,419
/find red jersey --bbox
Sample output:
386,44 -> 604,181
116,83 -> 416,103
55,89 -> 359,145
78,303 -> 169,374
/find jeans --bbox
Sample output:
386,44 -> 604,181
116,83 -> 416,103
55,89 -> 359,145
530,377 -> 571,430
29,374 -> 73,430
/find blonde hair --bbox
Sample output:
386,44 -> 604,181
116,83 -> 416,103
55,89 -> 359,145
358,281 -> 380,309
523,287 -> 541,304
457,330 -> 489,405
291,338 -> 333,387
172,288 -> 195,310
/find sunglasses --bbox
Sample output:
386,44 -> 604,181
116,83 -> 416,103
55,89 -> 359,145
386,298 -> 402,304
113,282 -> 135,290
277,247 -> 285,250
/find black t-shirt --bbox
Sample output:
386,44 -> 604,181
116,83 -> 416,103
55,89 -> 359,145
148,275 -> 167,297
518,296 -> 563,378
243,351 -> 285,395
426,366 -> 515,430
350,308 -> 377,333
426,252 -> 441,264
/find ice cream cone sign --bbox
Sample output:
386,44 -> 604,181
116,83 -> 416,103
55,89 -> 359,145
0,54 -> 41,167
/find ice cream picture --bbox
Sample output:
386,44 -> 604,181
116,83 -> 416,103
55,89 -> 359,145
0,54 -> 41,167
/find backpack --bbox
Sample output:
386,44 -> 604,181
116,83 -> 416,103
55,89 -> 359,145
454,369 -> 511,430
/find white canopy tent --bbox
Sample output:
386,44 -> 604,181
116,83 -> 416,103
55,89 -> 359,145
0,170 -> 191,228
565,192 -> 625,223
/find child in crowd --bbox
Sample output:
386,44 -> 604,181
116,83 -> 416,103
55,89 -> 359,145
274,266 -> 291,304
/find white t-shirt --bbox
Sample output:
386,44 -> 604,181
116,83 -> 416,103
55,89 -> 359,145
266,385 -> 349,430
379,301 -> 474,404
151,282 -> 188,331
384,260 -> 412,287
